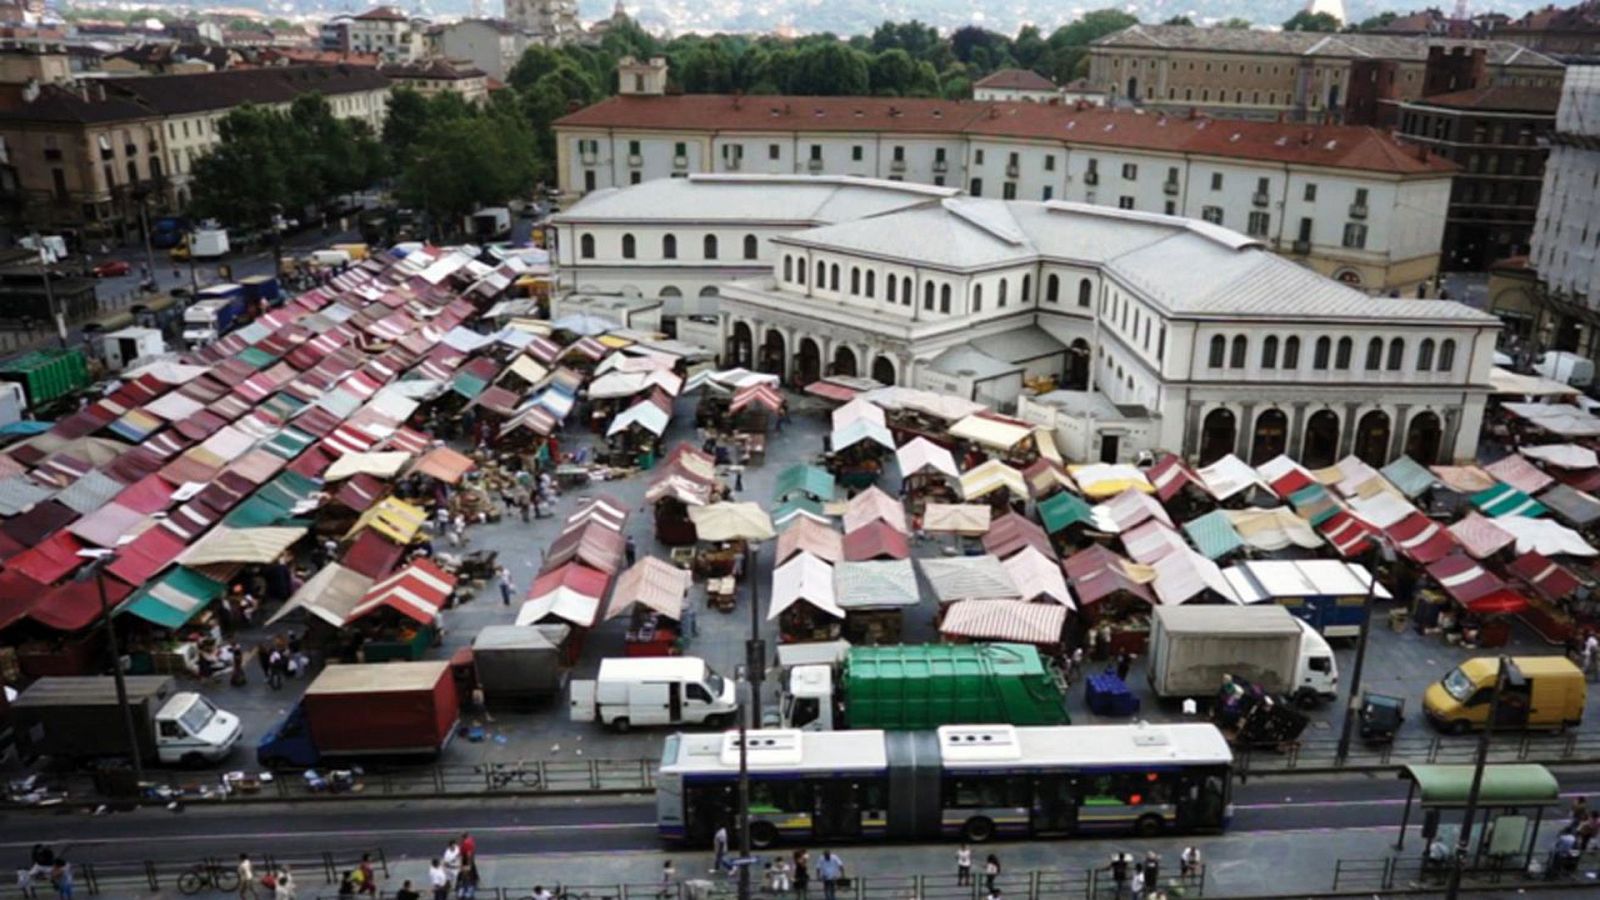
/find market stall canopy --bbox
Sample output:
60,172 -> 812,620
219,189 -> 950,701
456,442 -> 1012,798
1069,463 -> 1153,499
1492,515 -> 1599,557
1536,484 -> 1600,528
1484,455 -> 1555,495
1488,368 -> 1580,397
831,397 -> 885,431
348,558 -> 456,625
1506,551 -> 1581,602
179,525 -> 307,566
0,568 -> 47,631
344,497 -> 428,544
1349,491 -> 1418,530
1183,510 -> 1246,560
896,437 -> 959,482
1431,465 -> 1498,495
1501,402 -> 1600,438
1038,490 -> 1095,534
949,415 -> 1035,453
607,398 -> 670,437
1001,546 -> 1074,608
1472,483 -> 1547,518
566,495 -> 628,532
1093,488 -> 1172,534
834,559 -> 919,610
861,386 -> 984,421
1063,545 -> 1157,607
607,556 -> 692,620
646,474 -> 711,508
1385,513 -> 1460,565
729,383 -> 784,415
983,513 -> 1054,560
777,516 -> 844,565
920,555 -> 1020,603
1197,454 -> 1270,502
1319,455 -> 1386,499
803,378 -> 861,404
518,562 -> 609,628
1257,454 -> 1315,499
119,566 -> 225,629
775,464 -> 836,503
323,451 -> 411,482
842,487 -> 908,535
267,562 -> 376,626
1123,519 -> 1191,564
660,443 -> 718,485
921,502 -> 991,536
1520,444 -> 1599,471
1380,456 -> 1441,499
588,370 -> 652,400
1425,553 -> 1527,616
409,447 -> 475,484
688,502 -> 776,542
1225,507 -> 1323,552
770,551 -> 843,620
774,497 -> 828,527
940,598 -> 1066,645
960,458 -> 1026,501
1448,512 -> 1516,560
28,575 -> 133,632
1022,458 -> 1075,499
832,418 -> 895,452
1318,510 -> 1376,559
1223,560 -> 1389,605
547,521 -> 627,575
1152,549 -> 1240,606
842,519 -> 911,561
1148,454 -> 1205,503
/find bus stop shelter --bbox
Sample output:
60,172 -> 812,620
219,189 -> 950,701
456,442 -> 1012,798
1396,763 -> 1560,872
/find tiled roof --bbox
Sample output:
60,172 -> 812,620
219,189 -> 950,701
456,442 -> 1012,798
974,68 -> 1057,91
0,65 -> 390,124
382,59 -> 486,80
557,95 -> 1454,175
354,5 -> 410,21
1092,23 -> 1563,67
1407,85 -> 1562,113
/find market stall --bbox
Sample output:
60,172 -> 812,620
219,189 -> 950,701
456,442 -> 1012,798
833,559 -> 919,645
939,599 -> 1068,652
1148,453 -> 1212,518
1069,463 -> 1154,500
842,519 -> 911,561
959,458 -> 1027,515
1507,551 -> 1590,644
1001,546 -> 1075,609
770,551 -> 843,643
1222,560 -> 1385,638
896,437 -> 960,516
1063,545 -> 1157,657
842,486 -> 908,536
1037,490 -> 1097,551
827,402 -> 894,491
921,502 -> 991,553
1151,548 -> 1241,607
920,555 -> 1021,606
1422,553 -> 1528,648
948,413 -> 1051,468
646,475 -> 711,546
1196,454 -> 1271,509
605,557 -> 692,657
982,512 -> 1053,560
776,516 -> 844,565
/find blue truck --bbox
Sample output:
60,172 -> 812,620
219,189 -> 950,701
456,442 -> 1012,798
182,283 -> 246,345
239,275 -> 282,307
150,216 -> 188,250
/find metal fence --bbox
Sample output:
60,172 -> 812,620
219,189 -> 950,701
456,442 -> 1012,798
71,848 -> 385,896
1234,730 -> 1600,777
1330,854 -> 1588,893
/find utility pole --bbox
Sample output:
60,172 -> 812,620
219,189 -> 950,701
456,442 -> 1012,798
136,193 -> 158,292
746,542 -> 765,723
29,231 -> 66,348
736,667 -> 753,900
1334,559 -> 1380,763
82,551 -> 144,791
1445,655 -> 1517,900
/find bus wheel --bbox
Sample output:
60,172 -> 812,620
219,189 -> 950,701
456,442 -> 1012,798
1135,815 -> 1165,837
750,822 -> 779,849
611,717 -> 631,733
962,817 -> 995,843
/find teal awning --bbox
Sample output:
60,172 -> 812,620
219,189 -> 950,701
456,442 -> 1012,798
1381,456 -> 1439,499
1472,483 -> 1546,518
1289,483 -> 1340,527
260,391 -> 308,420
235,346 -> 279,370
263,427 -> 315,459
119,566 -> 225,629
1183,509 -> 1246,560
1038,491 -> 1094,534
773,497 -> 828,526
774,464 -> 836,503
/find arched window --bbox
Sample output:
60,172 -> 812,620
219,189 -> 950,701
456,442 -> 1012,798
1313,336 -> 1331,370
1417,338 -> 1435,371
1283,336 -> 1301,369
887,274 -> 897,302
902,279 -> 911,305
743,234 -> 758,260
850,267 -> 861,294
998,279 -> 1008,307
973,284 -> 984,312
830,264 -> 840,291
580,234 -> 595,259
1047,274 -> 1060,302
866,270 -> 875,298
940,284 -> 952,313
704,235 -> 719,259
783,256 -> 792,282
816,260 -> 825,286
1021,275 -> 1031,302
1261,335 -> 1279,369
1336,337 -> 1353,370
663,234 -> 677,259
1078,279 -> 1092,307
798,260 -> 807,285
621,233 -> 636,259
1439,339 -> 1457,372
1365,337 -> 1383,371
1386,338 -> 1405,371
924,282 -> 934,310
1208,335 -> 1227,368
1230,335 -> 1248,368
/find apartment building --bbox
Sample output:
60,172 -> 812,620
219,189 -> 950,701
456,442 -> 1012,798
555,88 -> 1456,294
382,59 -> 489,103
1531,66 -> 1600,357
346,6 -> 427,64
973,69 -> 1060,102
425,18 -> 528,81
1087,24 -> 1563,122
505,0 -> 580,45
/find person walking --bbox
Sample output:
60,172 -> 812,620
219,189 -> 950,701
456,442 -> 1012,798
237,854 -> 259,900
496,567 -> 515,606
1178,847 -> 1201,880
712,825 -> 729,874
272,865 -> 296,900
1115,651 -> 1132,683
625,534 -> 637,566
1106,854 -> 1129,899
455,862 -> 480,900
792,850 -> 810,899
355,853 -> 377,897
816,850 -> 844,900
983,854 -> 1000,893
955,844 -> 972,886
1141,852 -> 1159,896
442,840 -> 463,888
658,860 -> 677,900
427,860 -> 448,900
1129,866 -> 1145,900
460,833 -> 476,865
48,860 -> 72,900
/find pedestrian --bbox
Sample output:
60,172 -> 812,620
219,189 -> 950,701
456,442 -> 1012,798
442,840 -> 462,887
712,825 -> 729,873
1129,866 -> 1144,900
456,863 -> 480,900
983,854 -> 1000,893
1585,632 -> 1600,680
266,645 -> 286,690
659,860 -> 677,900
1069,647 -> 1084,685
337,872 -> 357,899
1106,854 -> 1129,899
496,566 -> 515,606
955,844 -> 972,885
625,534 -> 637,566
230,643 -> 248,687
734,468 -> 744,493
1179,847 -> 1201,880
1115,651 -> 1132,683
273,865 -> 296,900
237,854 -> 259,899
1571,796 -> 1590,829
682,602 -> 699,639
1141,852 -> 1159,894
395,881 -> 421,900
792,849 -> 810,899
816,850 -> 844,900
460,833 -> 476,864
427,860 -> 448,900
48,861 -> 71,900
770,854 -> 791,893
356,853 -> 377,896
450,514 -> 467,548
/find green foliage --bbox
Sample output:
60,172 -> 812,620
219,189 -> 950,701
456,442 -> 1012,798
1218,18 -> 1254,29
791,42 -> 871,95
396,101 -> 538,239
1354,11 -> 1400,31
1163,15 -> 1195,25
1283,10 -> 1342,32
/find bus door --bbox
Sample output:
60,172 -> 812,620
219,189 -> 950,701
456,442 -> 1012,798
1174,769 -> 1229,832
812,780 -> 863,839
1030,774 -> 1077,835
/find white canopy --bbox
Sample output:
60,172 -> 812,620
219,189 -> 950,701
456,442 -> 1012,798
1197,454 -> 1270,501
896,437 -> 959,480
1152,549 -> 1241,606
770,551 -> 843,620
922,503 -> 992,535
1520,444 -> 1599,470
950,415 -> 1035,452
919,555 -> 1020,603
831,397 -> 886,431
1491,515 -> 1600,557
607,400 -> 670,436
688,502 -> 776,541
834,559 -> 920,609
960,458 -> 1027,501
1224,507 -> 1324,552
1001,546 -> 1075,608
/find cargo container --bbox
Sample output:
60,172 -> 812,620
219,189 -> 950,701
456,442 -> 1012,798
11,676 -> 241,767
238,275 -> 281,306
472,624 -> 569,703
779,643 -> 1069,731
1147,605 -> 1337,702
99,326 -> 165,373
255,660 -> 459,768
0,347 -> 91,409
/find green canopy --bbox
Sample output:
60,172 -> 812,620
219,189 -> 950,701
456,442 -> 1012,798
1038,491 -> 1094,534
1183,509 -> 1245,560
263,426 -> 315,460
774,464 -> 835,503
1381,456 -> 1439,499
260,391 -> 308,420
1289,483 -> 1340,527
1403,764 -> 1559,807
235,346 -> 279,370
773,497 -> 827,526
1471,483 -> 1547,518
119,566 -> 226,629
451,368 -> 490,400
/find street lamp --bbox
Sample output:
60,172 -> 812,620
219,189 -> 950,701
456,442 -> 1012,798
75,549 -> 145,791
1445,655 -> 1522,900
734,665 -> 753,900
745,541 -> 765,723
1334,556 -> 1382,764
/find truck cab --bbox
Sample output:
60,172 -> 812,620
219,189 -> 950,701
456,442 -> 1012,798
1291,620 -> 1339,705
257,702 -> 317,768
779,664 -> 837,731
153,693 -> 241,765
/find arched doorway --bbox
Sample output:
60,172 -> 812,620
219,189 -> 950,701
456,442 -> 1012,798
728,321 -> 753,369
1198,408 -> 1236,466
1250,408 -> 1288,466
1354,410 -> 1392,467
871,356 -> 896,386
760,329 -> 786,380
1405,411 -> 1443,465
1302,409 -> 1340,468
797,338 -> 821,385
832,345 -> 858,378
1066,339 -> 1090,390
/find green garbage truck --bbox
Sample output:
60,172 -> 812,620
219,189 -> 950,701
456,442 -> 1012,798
777,643 -> 1068,730
0,347 -> 90,419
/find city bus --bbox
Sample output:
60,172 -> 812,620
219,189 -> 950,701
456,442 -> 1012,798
656,722 -> 1233,847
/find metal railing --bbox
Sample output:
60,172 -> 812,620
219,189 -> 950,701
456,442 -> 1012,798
1331,854 -> 1587,893
1234,730 -> 1600,777
75,848 -> 385,896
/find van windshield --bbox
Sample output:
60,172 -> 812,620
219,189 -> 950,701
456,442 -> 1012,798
178,696 -> 218,735
1442,667 -> 1475,702
704,673 -> 725,697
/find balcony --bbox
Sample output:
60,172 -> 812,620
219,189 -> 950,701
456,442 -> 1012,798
1292,239 -> 1312,255
1005,163 -> 1020,177
1349,204 -> 1368,219
890,158 -> 906,173
932,159 -> 947,173
1084,171 -> 1099,185
807,158 -> 824,172
1252,192 -> 1270,207
672,155 -> 688,169
1163,181 -> 1179,196
627,154 -> 642,166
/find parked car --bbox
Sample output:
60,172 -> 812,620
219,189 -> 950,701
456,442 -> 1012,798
92,259 -> 130,278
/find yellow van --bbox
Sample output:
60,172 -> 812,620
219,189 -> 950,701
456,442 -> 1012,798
1424,656 -> 1586,734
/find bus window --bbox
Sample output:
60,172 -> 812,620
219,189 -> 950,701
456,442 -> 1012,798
946,776 -> 1030,808
1083,773 -> 1170,807
750,780 -> 805,814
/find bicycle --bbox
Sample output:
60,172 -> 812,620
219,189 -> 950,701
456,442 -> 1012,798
476,760 -> 542,790
176,862 -> 240,895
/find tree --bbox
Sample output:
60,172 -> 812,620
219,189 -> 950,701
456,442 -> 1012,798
790,42 -> 870,95
1218,17 -> 1253,29
869,48 -> 919,95
678,41 -> 736,93
1283,11 -> 1342,32
398,112 -> 537,239
1355,11 -> 1400,31
950,26 -> 1009,67
1163,15 -> 1194,25
382,86 -> 431,163
1047,9 -> 1139,83
521,60 -> 602,164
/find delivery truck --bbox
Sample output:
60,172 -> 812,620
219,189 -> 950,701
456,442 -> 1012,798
569,657 -> 739,732
469,207 -> 512,241
255,660 -> 460,768
238,274 -> 281,307
169,227 -> 229,261
1533,351 -> 1595,389
98,326 -> 165,373
182,283 -> 247,345
1147,605 -> 1338,705
778,643 -> 1069,731
472,623 -> 569,704
0,347 -> 91,413
10,676 -> 241,767
1424,656 -> 1586,734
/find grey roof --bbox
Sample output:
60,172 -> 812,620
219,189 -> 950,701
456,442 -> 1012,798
1538,484 -> 1600,526
1093,24 -> 1563,68
972,326 -> 1068,364
927,343 -> 1019,380
0,476 -> 55,516
53,470 -> 125,516
835,559 -> 920,609
1031,389 -> 1130,421
554,175 -> 955,226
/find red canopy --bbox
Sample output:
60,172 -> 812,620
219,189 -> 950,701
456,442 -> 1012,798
1062,544 -> 1156,607
7,531 -> 86,584
1147,453 -> 1205,503
29,575 -> 134,632
1426,553 -> 1527,616
342,529 -> 407,579
1384,513 -> 1459,565
1318,510 -> 1376,559
843,520 -> 911,561
106,525 -> 187,585
0,568 -> 48,630
115,474 -> 178,514
348,558 -> 457,625
1506,551 -> 1581,603
1268,467 -> 1315,500
982,513 -> 1053,559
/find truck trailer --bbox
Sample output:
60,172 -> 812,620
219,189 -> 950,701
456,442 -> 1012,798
10,676 -> 241,767
1147,605 -> 1338,704
256,660 -> 460,768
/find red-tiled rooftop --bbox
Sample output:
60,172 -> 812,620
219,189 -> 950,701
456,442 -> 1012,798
1409,85 -> 1561,114
974,68 -> 1057,92
557,94 -> 1456,175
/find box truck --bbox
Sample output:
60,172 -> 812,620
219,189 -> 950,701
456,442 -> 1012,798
1533,351 -> 1595,389
169,228 -> 229,261
1147,605 -> 1338,704
98,326 -> 165,373
569,658 -> 738,732
469,207 -> 512,241
472,624 -> 569,703
255,661 -> 459,768
1424,656 -> 1586,734
0,348 -> 92,412
182,283 -> 247,345
11,676 -> 241,767
778,642 -> 1069,731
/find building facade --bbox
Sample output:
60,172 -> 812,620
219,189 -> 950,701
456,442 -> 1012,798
1531,65 -> 1600,356
1397,85 -> 1559,269
556,176 -> 1498,467
555,91 -> 1456,294
383,59 -> 489,103
346,6 -> 427,64
972,68 -> 1060,103
505,0 -> 580,45
425,18 -> 527,81
1087,24 -> 1563,122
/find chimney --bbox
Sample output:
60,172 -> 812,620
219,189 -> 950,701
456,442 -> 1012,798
1300,129 -> 1313,147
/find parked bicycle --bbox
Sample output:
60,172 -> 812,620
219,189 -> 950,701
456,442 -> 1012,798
476,760 -> 542,790
176,861 -> 239,895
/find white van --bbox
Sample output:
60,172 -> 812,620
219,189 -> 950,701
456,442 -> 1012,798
569,657 -> 739,732
1534,351 -> 1595,389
